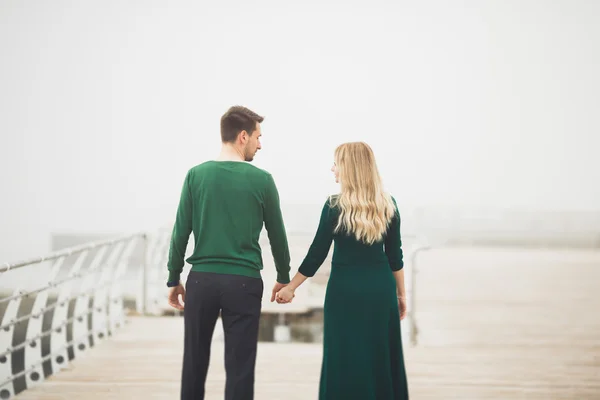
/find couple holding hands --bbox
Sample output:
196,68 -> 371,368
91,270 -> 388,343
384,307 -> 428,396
166,106 -> 409,400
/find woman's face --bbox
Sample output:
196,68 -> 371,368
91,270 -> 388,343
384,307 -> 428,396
331,162 -> 339,183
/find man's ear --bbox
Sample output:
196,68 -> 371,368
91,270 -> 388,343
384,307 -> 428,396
239,130 -> 248,144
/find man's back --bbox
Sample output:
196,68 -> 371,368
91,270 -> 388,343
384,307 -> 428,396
167,106 -> 291,400
166,160 -> 291,286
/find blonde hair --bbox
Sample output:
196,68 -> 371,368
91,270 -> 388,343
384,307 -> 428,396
331,142 -> 396,245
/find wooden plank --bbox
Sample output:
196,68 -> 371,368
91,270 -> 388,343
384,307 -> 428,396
16,246 -> 600,399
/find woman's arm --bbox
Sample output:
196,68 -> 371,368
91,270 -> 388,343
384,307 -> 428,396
393,269 -> 406,299
287,272 -> 309,291
276,198 -> 334,303
385,197 -> 407,319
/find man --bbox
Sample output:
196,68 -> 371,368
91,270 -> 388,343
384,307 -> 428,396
165,106 -> 291,400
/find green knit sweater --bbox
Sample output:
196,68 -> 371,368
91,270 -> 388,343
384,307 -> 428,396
166,161 -> 291,284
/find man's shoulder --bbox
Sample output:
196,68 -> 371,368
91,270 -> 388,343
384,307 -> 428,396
186,161 -> 272,182
187,160 -> 213,174
243,165 -> 280,188
245,163 -> 272,176
236,164 -> 274,185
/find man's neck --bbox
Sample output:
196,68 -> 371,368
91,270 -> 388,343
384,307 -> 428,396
216,144 -> 245,162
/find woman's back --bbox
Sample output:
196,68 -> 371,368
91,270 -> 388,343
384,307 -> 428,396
317,195 -> 405,272
331,215 -> 396,267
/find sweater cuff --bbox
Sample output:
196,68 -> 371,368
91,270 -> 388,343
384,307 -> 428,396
168,270 -> 181,283
276,272 -> 290,284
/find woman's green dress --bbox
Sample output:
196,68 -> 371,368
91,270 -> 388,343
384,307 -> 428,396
298,196 -> 409,400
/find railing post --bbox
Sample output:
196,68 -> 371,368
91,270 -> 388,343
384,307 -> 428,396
0,289 -> 22,400
25,258 -> 66,390
72,246 -> 107,360
141,234 -> 148,316
409,244 -> 430,346
50,251 -> 89,376
108,238 -> 138,333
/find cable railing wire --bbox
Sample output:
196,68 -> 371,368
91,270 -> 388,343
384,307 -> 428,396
0,233 -> 145,273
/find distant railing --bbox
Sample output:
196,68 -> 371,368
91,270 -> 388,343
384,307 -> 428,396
138,229 -> 173,316
406,242 -> 432,346
0,234 -> 146,400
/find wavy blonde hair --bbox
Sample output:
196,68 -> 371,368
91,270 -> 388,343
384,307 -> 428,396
330,142 -> 396,245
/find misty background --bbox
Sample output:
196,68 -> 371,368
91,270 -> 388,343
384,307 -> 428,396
1,0 -> 599,264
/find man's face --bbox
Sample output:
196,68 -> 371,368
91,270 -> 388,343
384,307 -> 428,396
243,122 -> 262,162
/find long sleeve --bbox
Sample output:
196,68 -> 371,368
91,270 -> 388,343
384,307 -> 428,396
167,171 -> 193,283
298,198 -> 334,277
263,173 -> 291,284
384,197 -> 404,271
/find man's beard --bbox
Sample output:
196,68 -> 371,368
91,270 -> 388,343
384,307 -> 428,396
244,147 -> 255,162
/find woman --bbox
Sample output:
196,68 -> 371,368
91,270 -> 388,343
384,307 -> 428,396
277,141 -> 409,399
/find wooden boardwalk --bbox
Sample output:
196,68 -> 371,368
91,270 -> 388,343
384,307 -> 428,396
16,246 -> 600,399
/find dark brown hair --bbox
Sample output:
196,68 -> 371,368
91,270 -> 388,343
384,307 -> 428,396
220,106 -> 264,143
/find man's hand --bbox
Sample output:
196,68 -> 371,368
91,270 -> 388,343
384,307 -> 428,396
168,283 -> 185,311
271,282 -> 288,302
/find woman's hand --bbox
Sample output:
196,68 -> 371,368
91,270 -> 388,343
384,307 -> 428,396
397,296 -> 407,320
276,286 -> 295,304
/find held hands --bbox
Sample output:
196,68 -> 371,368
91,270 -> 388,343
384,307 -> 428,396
271,282 -> 295,304
274,272 -> 306,304
276,286 -> 295,304
168,283 -> 186,311
271,282 -> 288,302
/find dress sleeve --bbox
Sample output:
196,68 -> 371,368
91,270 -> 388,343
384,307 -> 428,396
298,198 -> 335,277
384,197 -> 404,271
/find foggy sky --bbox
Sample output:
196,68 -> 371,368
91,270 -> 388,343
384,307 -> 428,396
1,0 -> 599,262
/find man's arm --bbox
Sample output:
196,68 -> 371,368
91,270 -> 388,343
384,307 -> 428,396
263,173 -> 291,284
166,171 -> 193,286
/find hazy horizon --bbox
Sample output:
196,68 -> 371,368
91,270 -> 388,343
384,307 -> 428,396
1,0 -> 599,262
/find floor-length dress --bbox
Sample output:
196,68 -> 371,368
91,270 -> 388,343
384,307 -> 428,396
297,196 -> 409,400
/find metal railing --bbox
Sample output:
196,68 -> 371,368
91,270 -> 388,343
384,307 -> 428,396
0,228 -> 433,398
406,242 -> 432,346
137,229 -> 172,316
0,233 -> 147,400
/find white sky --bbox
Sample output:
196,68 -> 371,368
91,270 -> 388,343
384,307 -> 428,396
1,0 -> 599,262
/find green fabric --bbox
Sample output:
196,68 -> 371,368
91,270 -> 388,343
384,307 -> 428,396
167,161 -> 291,284
298,196 -> 409,400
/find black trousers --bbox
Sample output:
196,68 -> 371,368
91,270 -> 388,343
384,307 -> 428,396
181,271 -> 263,400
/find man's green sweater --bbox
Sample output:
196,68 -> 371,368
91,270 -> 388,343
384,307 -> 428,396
166,161 -> 291,284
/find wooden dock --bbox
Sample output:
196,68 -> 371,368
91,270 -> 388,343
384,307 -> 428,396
16,246 -> 600,399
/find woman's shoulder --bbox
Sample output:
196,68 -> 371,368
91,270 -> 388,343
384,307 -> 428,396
384,193 -> 398,209
386,194 -> 401,219
324,194 -> 341,210
326,194 -> 339,203
320,195 -> 340,217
